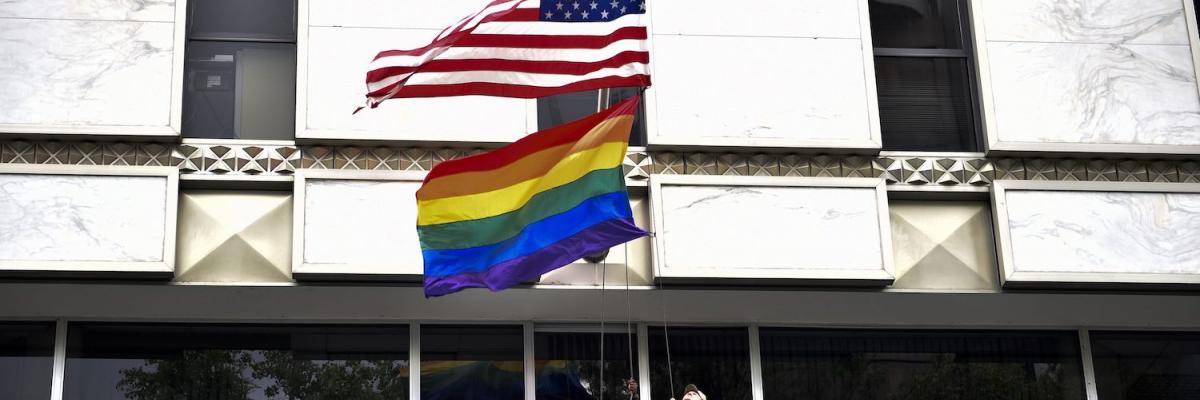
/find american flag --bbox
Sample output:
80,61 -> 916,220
360,0 -> 650,110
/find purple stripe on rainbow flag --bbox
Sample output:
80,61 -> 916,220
424,217 -> 645,297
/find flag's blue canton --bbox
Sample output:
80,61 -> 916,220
539,0 -> 645,22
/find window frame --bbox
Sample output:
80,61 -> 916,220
871,0 -> 985,153
181,0 -> 300,140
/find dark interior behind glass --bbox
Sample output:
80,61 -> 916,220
759,329 -> 1086,400
649,327 -> 752,400
0,322 -> 55,400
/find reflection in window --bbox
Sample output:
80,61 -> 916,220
535,330 -> 638,400
868,0 -> 964,49
537,88 -> 648,146
649,327 -> 752,400
422,325 -> 524,400
0,322 -> 55,400
759,329 -> 1086,400
64,323 -> 409,400
1091,331 -> 1200,400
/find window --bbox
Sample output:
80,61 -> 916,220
0,322 -> 55,400
649,327 -> 752,400
535,330 -> 639,399
538,88 -> 648,146
183,0 -> 297,140
421,325 -> 524,400
1091,331 -> 1200,400
759,329 -> 1086,400
869,0 -> 980,152
64,323 -> 410,400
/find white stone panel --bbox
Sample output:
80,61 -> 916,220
301,179 -> 423,275
0,175 -> 168,262
308,0 -> 486,29
987,42 -> 1200,145
304,26 -> 530,142
652,0 -> 862,38
0,0 -> 175,22
656,185 -> 886,278
981,0 -> 1189,45
0,19 -> 174,127
1005,190 -> 1200,275
651,35 -> 872,143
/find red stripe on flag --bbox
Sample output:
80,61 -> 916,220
422,95 -> 642,183
365,51 -> 649,82
455,26 -> 647,49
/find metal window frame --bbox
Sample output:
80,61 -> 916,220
643,0 -> 884,151
0,165 -> 179,276
647,175 -> 896,284
991,180 -> 1200,287
970,0 -> 1200,156
291,169 -> 427,279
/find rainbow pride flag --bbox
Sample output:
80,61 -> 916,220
417,96 -> 647,297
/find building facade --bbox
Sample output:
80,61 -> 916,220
1,0 -> 1199,399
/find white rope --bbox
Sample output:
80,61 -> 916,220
599,259 -> 607,400
650,231 -> 675,400
624,243 -> 635,400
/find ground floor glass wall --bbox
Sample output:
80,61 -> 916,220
0,322 -> 54,399
64,323 -> 410,400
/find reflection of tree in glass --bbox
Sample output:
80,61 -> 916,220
538,360 -> 638,400
117,350 -> 255,400
251,351 -> 408,400
117,350 -> 409,400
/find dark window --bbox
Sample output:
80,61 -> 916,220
421,325 -> 524,400
537,88 -> 648,146
63,323 -> 409,400
869,0 -> 980,152
183,0 -> 297,140
0,322 -> 55,400
1091,331 -> 1200,400
759,329 -> 1086,400
649,327 -> 752,400
535,330 -> 639,399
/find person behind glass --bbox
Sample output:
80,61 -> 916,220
671,384 -> 706,400
619,378 -> 639,399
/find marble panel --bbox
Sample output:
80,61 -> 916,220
301,179 -> 423,275
656,185 -> 886,278
1005,190 -> 1200,275
0,174 -> 168,262
987,42 -> 1200,145
652,0 -> 861,38
651,35 -> 873,144
304,26 -> 530,141
981,0 -> 1189,45
0,19 -> 174,127
0,0 -> 175,22
308,0 -> 487,29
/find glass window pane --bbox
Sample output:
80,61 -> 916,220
535,331 -> 639,399
607,87 -> 648,147
759,329 -> 1086,400
875,57 -> 978,151
422,325 -> 524,400
868,0 -> 964,49
1091,331 -> 1200,400
538,90 -> 600,131
0,322 -> 55,400
188,0 -> 296,41
649,327 -> 751,400
64,323 -> 409,400
182,41 -> 297,140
